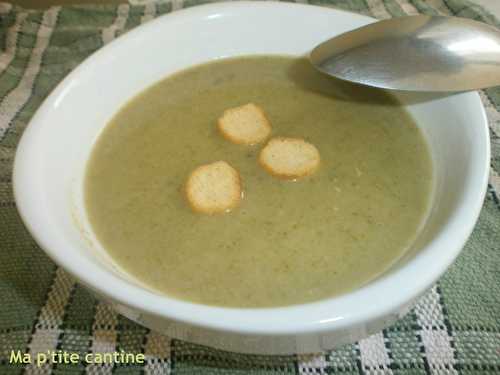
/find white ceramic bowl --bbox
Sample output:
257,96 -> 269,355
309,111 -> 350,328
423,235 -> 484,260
13,2 -> 490,354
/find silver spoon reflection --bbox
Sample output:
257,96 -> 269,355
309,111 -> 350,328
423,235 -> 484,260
310,15 -> 500,92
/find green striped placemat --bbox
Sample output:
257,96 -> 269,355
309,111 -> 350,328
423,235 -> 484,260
0,0 -> 499,373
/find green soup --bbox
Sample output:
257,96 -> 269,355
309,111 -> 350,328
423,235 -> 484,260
84,56 -> 433,307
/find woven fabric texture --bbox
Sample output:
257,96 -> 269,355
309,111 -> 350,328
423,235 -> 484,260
0,0 -> 499,373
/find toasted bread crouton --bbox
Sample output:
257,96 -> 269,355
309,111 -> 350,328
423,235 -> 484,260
259,137 -> 320,179
217,103 -> 271,145
185,161 -> 242,214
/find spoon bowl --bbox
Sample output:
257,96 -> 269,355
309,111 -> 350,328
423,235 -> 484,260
310,15 -> 500,92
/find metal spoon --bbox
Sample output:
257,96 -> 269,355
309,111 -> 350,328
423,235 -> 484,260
310,15 -> 500,92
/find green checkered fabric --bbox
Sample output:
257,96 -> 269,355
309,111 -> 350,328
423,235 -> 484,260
0,0 -> 499,373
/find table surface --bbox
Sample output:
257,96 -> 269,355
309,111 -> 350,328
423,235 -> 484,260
10,0 -> 123,7
7,0 -> 500,15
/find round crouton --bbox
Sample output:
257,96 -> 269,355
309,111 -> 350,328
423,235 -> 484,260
259,137 -> 320,179
185,161 -> 242,214
217,103 -> 271,145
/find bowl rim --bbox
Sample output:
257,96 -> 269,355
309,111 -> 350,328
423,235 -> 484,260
12,1 -> 491,336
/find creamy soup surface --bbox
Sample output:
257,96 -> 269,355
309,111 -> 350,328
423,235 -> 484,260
85,56 -> 433,307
